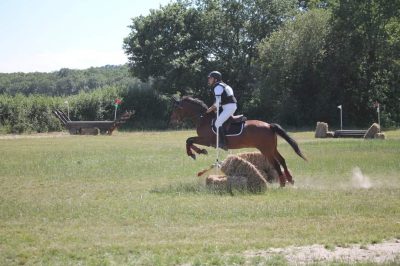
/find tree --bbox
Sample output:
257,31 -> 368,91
124,2 -> 206,97
256,9 -> 331,125
323,0 -> 400,127
256,0 -> 400,128
123,0 -> 297,105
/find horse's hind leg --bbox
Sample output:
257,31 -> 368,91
191,144 -> 208,155
186,137 -> 197,159
186,137 -> 210,159
275,151 -> 294,184
265,154 -> 286,187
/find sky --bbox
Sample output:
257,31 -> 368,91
0,0 -> 172,73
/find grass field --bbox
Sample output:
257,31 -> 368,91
1,130 -> 399,265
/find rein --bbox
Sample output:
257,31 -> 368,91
182,99 -> 209,124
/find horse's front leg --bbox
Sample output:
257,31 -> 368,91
186,137 -> 211,160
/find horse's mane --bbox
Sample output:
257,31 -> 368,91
181,96 -> 208,111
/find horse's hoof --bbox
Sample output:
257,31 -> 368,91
190,154 -> 196,160
201,149 -> 208,155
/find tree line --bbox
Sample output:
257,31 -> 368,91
0,65 -> 135,96
124,0 -> 399,128
1,0 -> 399,133
0,77 -> 170,133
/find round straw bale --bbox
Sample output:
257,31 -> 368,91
315,122 -> 329,138
227,175 -> 248,191
364,123 -> 380,139
220,155 -> 267,193
236,152 -> 278,183
374,132 -> 385,139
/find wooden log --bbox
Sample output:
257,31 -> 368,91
334,130 -> 367,138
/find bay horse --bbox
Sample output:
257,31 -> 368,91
170,96 -> 307,187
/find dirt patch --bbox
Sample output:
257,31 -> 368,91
244,239 -> 400,265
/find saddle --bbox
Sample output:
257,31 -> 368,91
212,115 -> 247,136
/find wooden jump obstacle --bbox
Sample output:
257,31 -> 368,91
53,109 -> 134,135
316,122 -> 384,139
333,130 -> 367,138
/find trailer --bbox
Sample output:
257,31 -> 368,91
53,109 -> 134,135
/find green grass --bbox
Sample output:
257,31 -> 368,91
1,130 -> 399,265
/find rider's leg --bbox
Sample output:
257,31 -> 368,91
215,104 -> 237,149
217,127 -> 226,149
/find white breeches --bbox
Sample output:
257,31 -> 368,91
215,103 -> 237,128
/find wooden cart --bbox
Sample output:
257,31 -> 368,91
53,109 -> 134,135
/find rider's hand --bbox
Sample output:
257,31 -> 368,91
206,105 -> 216,113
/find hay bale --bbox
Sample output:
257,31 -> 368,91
220,155 -> 267,193
326,131 -> 335,138
227,176 -> 249,191
206,174 -> 248,192
206,175 -> 228,189
315,122 -> 329,138
364,123 -> 380,139
236,152 -> 278,183
374,132 -> 386,139
80,127 -> 100,135
206,174 -> 227,184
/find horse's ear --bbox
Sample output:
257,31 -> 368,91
172,96 -> 179,103
171,96 -> 182,107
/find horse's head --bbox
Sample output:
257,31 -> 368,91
170,96 -> 185,126
169,96 -> 208,126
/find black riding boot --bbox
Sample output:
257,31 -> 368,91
218,127 -> 228,150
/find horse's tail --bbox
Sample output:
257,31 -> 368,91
270,123 -> 307,161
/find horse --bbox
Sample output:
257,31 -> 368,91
170,96 -> 307,187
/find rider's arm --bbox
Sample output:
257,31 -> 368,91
206,85 -> 223,113
206,105 -> 217,113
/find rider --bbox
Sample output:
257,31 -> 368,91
206,71 -> 237,149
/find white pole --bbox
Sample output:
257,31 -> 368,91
114,106 -> 117,121
340,107 -> 343,130
337,105 -> 343,130
215,96 -> 221,169
377,104 -> 381,133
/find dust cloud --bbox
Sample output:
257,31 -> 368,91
351,167 -> 372,189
